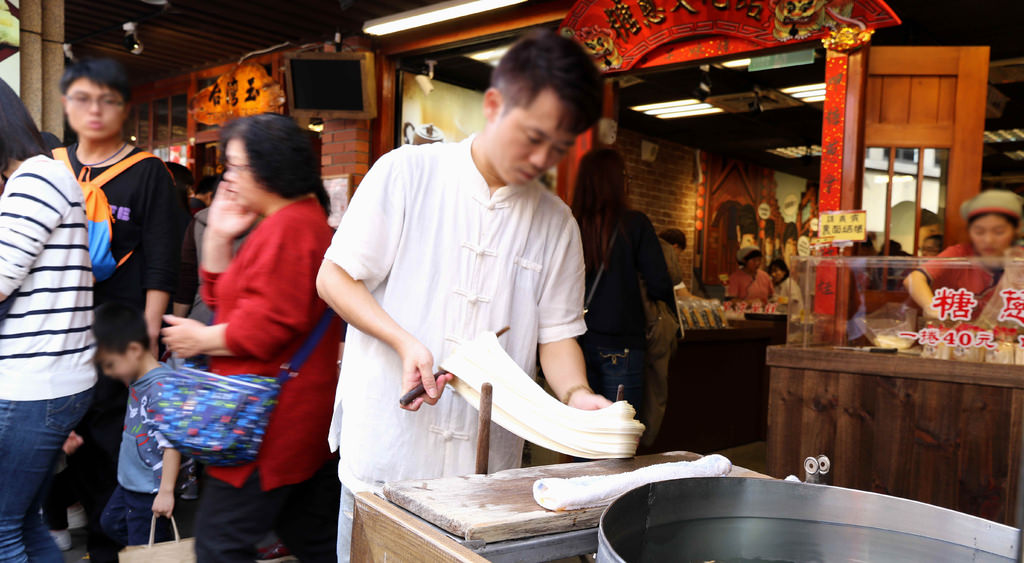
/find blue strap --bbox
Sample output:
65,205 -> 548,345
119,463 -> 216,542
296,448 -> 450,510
278,309 -> 336,380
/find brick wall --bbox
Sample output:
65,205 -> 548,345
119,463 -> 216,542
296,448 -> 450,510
320,118 -> 371,186
613,128 -> 700,289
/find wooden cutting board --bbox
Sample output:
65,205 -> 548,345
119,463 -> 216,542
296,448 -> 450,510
382,451 -> 769,543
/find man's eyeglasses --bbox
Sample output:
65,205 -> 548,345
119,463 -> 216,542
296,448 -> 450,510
66,94 -> 125,111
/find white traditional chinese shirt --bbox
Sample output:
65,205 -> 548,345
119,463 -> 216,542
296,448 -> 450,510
324,137 -> 586,492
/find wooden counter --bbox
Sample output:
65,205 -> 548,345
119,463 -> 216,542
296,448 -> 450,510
351,451 -> 770,562
641,319 -> 786,455
767,346 -> 1024,525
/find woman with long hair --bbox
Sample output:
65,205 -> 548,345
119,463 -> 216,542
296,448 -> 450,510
571,148 -> 673,412
161,113 -> 342,562
0,78 -> 96,561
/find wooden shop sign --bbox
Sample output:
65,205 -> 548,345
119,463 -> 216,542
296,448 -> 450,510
189,62 -> 286,126
560,0 -> 900,72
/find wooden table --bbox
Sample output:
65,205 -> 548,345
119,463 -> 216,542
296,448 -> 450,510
767,345 -> 1024,525
351,451 -> 769,562
641,319 -> 787,455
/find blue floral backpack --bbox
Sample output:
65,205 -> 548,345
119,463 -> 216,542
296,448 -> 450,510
150,310 -> 335,466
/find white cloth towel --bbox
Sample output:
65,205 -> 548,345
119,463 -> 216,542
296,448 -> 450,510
532,454 -> 733,511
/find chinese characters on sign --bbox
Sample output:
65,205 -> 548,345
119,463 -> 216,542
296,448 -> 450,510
817,210 -> 866,242
561,0 -> 901,72
894,288 -> 1024,354
189,62 -> 286,126
932,287 -> 978,322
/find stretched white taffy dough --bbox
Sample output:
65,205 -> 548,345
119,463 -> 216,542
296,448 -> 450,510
532,454 -> 733,511
440,330 -> 645,459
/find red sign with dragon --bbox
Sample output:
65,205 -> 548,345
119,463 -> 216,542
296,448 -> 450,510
561,0 -> 900,72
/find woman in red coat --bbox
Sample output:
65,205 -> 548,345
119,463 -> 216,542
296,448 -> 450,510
162,114 -> 342,562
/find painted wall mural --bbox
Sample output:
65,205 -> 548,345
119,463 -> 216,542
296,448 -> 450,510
699,152 -> 818,286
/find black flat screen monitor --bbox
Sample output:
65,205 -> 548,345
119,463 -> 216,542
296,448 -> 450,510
285,51 -> 376,120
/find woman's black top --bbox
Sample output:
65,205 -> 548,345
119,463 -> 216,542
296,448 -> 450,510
582,210 -> 674,348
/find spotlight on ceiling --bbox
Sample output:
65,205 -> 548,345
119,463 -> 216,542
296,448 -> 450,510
693,64 -> 711,103
122,22 -> 143,55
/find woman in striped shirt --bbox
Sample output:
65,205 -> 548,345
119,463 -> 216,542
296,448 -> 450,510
0,77 -> 96,561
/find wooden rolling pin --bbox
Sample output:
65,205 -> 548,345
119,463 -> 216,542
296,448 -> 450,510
398,327 -> 509,407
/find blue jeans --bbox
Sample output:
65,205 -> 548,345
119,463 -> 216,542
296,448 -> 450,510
99,485 -> 170,547
582,342 -> 645,413
0,388 -> 93,563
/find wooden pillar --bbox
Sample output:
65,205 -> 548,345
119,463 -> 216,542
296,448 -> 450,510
819,47 -> 868,213
816,44 -> 870,345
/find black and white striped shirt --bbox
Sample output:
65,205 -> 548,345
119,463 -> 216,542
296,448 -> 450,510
0,155 -> 96,400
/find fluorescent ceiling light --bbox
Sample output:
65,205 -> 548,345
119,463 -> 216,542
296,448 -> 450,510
468,46 -> 509,66
781,83 -> 827,94
781,83 -> 827,102
364,0 -> 527,35
644,103 -> 713,116
630,99 -> 702,112
656,107 -> 724,119
765,145 -> 822,159
984,128 -> 1024,143
720,58 -> 751,69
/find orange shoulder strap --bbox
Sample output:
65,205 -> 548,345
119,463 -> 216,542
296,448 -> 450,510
51,147 -> 73,172
88,151 -> 159,189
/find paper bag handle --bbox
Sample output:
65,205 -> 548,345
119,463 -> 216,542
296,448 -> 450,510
147,514 -> 182,547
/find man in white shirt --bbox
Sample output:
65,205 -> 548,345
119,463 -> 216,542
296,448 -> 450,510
316,30 -> 611,559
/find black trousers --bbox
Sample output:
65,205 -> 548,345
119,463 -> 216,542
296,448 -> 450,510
66,375 -> 127,563
195,460 -> 340,563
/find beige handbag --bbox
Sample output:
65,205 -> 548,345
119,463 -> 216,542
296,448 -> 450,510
118,515 -> 195,563
638,275 -> 680,447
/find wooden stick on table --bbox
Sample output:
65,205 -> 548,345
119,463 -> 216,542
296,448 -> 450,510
475,382 -> 493,475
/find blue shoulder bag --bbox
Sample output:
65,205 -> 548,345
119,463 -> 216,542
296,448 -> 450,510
150,310 -> 335,466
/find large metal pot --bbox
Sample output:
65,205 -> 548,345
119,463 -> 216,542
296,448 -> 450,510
597,477 -> 1018,562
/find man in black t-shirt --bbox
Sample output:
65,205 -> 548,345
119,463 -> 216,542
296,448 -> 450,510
58,58 -> 178,563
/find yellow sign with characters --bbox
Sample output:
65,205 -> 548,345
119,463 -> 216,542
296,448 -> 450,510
189,62 -> 286,126
818,210 -> 867,242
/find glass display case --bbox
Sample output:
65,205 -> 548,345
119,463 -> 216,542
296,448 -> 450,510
786,252 -> 1024,364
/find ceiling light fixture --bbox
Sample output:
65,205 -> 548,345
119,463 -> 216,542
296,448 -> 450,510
122,22 -> 143,55
765,145 -> 823,159
656,107 -> 724,119
693,64 -> 712,102
781,83 -> 827,101
468,46 -> 510,67
984,128 -> 1024,143
415,59 -> 437,96
363,0 -> 527,36
720,58 -> 751,69
630,99 -> 703,113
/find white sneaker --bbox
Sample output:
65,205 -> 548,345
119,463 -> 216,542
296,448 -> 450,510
50,529 -> 72,552
67,504 -> 87,530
